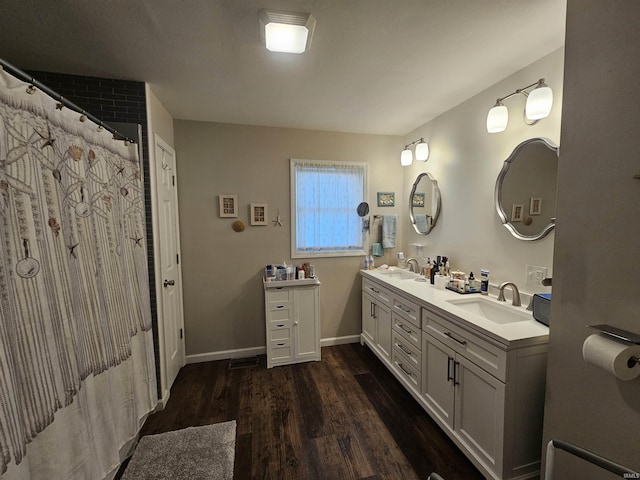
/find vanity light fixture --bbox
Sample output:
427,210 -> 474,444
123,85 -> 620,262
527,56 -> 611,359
486,78 -> 553,133
400,138 -> 429,166
258,9 -> 316,54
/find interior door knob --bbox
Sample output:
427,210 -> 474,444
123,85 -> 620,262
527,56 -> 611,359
163,279 -> 175,287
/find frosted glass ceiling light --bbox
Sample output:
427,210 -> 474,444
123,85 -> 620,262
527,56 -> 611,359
400,148 -> 413,166
487,103 -> 508,133
487,78 -> 553,133
258,9 -> 316,54
415,139 -> 429,161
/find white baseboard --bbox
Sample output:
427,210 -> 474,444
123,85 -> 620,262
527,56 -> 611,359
320,335 -> 361,346
185,345 -> 266,364
185,335 -> 360,364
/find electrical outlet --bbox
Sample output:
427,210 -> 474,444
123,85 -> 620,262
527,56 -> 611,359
526,265 -> 548,287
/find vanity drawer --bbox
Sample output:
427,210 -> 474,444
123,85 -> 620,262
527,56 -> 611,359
268,321 -> 292,342
392,348 -> 421,392
267,306 -> 292,323
423,309 -> 507,382
265,286 -> 292,306
392,295 -> 421,329
362,278 -> 392,306
269,339 -> 293,363
392,330 -> 421,371
392,312 -> 421,350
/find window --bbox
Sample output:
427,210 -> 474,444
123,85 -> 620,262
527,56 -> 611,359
291,159 -> 367,258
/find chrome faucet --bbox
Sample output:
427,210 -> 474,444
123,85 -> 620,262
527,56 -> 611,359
497,282 -> 521,306
405,258 -> 420,273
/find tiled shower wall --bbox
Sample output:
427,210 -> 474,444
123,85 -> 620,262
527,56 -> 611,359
27,70 -> 161,398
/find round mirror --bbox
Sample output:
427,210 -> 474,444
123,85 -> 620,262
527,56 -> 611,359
409,173 -> 441,235
356,202 -> 369,217
495,137 -> 558,240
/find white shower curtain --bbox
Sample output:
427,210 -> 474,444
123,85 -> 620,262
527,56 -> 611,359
0,70 -> 157,479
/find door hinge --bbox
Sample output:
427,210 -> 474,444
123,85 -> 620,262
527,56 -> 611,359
176,253 -> 179,264
180,328 -> 183,339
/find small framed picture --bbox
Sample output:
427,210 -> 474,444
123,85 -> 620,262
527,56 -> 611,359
412,193 -> 425,207
530,197 -> 542,215
219,194 -> 238,218
511,203 -> 524,222
250,203 -> 268,226
377,192 -> 395,207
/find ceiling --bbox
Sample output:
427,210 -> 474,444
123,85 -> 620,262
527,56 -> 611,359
0,0 -> 566,136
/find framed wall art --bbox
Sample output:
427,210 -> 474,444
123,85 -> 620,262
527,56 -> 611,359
530,197 -> 542,215
377,192 -> 395,207
511,203 -> 524,222
219,194 -> 238,218
251,203 -> 268,226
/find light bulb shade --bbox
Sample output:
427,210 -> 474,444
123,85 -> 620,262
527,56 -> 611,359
525,86 -> 553,120
486,104 -> 508,133
415,141 -> 429,161
258,9 -> 316,54
400,149 -> 413,166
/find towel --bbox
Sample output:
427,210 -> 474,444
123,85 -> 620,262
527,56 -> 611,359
382,214 -> 397,248
415,214 -> 429,234
372,242 -> 384,257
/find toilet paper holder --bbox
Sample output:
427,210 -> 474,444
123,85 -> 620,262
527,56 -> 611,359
588,324 -> 640,366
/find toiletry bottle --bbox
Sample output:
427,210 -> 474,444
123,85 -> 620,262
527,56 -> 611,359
363,256 -> 369,270
369,255 -> 375,269
424,258 -> 432,279
480,269 -> 490,296
298,266 -> 305,279
430,260 -> 439,285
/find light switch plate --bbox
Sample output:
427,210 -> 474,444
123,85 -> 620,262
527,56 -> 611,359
526,265 -> 548,287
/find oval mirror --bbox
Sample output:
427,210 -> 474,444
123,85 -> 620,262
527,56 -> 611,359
409,172 -> 441,235
356,202 -> 369,217
495,137 -> 559,240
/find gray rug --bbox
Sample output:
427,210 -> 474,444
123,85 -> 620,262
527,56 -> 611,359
122,421 -> 236,480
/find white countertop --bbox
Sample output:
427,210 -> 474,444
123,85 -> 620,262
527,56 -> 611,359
361,268 -> 548,347
263,277 -> 321,288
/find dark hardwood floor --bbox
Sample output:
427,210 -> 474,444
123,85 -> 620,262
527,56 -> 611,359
135,343 -> 484,480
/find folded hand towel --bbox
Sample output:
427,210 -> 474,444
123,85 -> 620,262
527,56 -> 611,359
415,214 -> 429,234
372,242 -> 384,257
382,214 -> 397,248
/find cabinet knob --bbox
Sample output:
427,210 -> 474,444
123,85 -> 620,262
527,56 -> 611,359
294,321 -> 299,326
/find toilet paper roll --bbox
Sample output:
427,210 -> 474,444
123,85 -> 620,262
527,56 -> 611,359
582,333 -> 640,381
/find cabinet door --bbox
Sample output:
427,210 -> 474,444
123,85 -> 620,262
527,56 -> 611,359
454,354 -> 505,474
294,286 -> 320,361
422,334 -> 455,428
375,301 -> 391,361
362,293 -> 377,344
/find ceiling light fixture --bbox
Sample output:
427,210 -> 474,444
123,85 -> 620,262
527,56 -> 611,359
258,9 -> 316,54
400,138 -> 429,166
486,78 -> 553,133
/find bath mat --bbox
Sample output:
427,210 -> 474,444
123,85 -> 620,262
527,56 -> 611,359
122,421 -> 236,480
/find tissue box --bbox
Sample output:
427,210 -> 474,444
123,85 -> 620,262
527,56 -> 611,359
533,293 -> 551,326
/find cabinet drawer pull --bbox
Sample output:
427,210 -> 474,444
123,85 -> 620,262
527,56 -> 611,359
276,305 -> 285,309
397,343 -> 412,356
398,323 -> 412,335
276,287 -> 283,290
276,343 -> 285,347
370,287 -> 380,294
396,304 -> 411,313
444,331 -> 467,346
398,362 -> 412,376
447,356 -> 453,382
276,324 -> 285,328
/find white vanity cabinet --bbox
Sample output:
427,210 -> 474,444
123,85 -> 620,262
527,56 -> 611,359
264,278 -> 320,369
361,278 -> 392,361
360,270 -> 549,480
423,308 -> 546,480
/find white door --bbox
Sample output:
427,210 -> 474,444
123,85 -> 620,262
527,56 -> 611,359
154,135 -> 184,393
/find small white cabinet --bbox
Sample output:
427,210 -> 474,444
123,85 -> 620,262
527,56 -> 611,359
264,278 -> 320,368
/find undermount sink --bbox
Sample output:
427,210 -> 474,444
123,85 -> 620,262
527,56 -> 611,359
446,296 -> 532,324
379,268 -> 420,280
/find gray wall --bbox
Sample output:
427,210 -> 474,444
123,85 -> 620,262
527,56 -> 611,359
542,1 -> 640,477
174,122 -> 403,357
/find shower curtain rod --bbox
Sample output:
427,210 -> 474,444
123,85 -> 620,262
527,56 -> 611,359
0,57 -> 135,143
